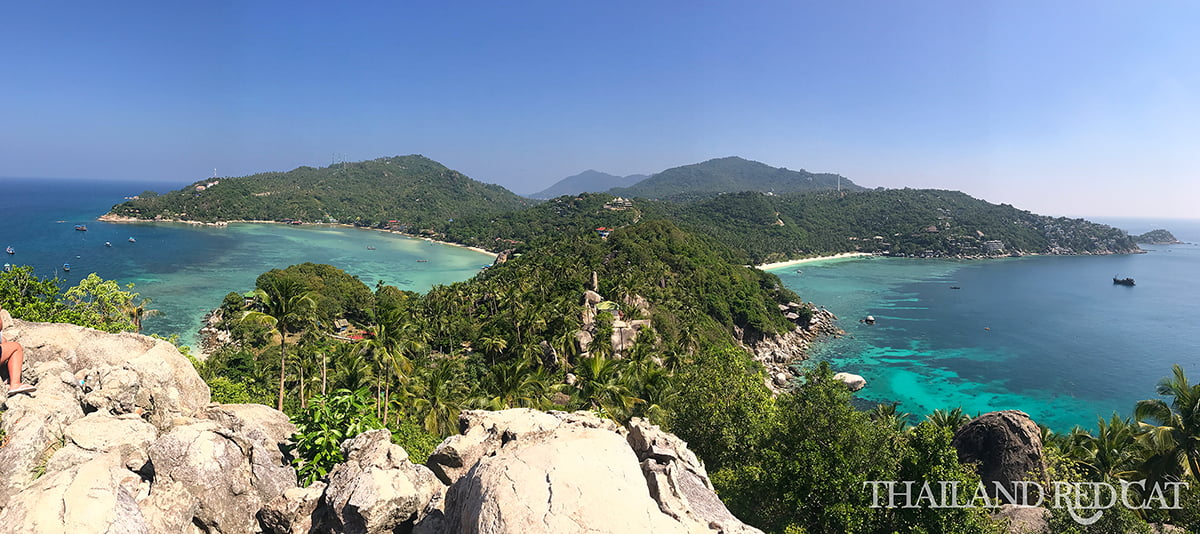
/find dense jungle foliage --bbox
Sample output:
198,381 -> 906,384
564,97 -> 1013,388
107,155 -> 531,227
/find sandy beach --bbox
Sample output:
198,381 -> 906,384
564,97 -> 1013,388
756,252 -> 873,271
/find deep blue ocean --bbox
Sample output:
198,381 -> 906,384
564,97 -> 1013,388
0,177 -> 493,349
771,218 -> 1200,432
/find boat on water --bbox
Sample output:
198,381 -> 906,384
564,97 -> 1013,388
74,225 -> 87,231
3,264 -> 11,272
5,246 -> 13,255
128,237 -> 136,243
1113,277 -> 1135,286
366,246 -> 376,250
416,259 -> 429,263
105,242 -> 112,247
63,263 -> 71,272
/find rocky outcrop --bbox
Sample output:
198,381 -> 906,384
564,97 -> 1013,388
430,409 -> 762,534
833,372 -> 867,391
319,430 -> 444,534
994,503 -> 1049,534
951,410 -> 1049,503
627,419 -> 762,534
576,288 -> 653,359
0,320 -> 758,534
0,319 -> 293,534
742,306 -> 844,390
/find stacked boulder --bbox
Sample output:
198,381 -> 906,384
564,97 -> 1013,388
0,319 -> 295,534
0,319 -> 760,534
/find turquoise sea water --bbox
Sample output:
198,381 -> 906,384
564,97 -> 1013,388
771,219 -> 1200,432
1,178 -> 492,348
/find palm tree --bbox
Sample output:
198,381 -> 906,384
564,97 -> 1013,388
122,296 -> 163,333
1135,364 -> 1200,482
925,407 -> 972,433
573,355 -> 642,421
871,402 -> 913,433
329,343 -> 374,392
472,358 -> 554,410
478,334 -> 508,365
241,276 -> 318,411
412,362 -> 468,436
1071,413 -> 1141,481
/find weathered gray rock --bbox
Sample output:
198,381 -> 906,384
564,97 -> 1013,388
574,329 -> 593,353
994,504 -> 1049,534
833,372 -> 867,391
9,319 -> 210,430
628,418 -> 763,534
320,429 -> 443,534
427,409 -> 573,485
583,290 -> 603,305
0,452 -> 149,534
0,360 -> 86,507
0,320 -> 300,533
433,409 -> 760,534
952,411 -> 1049,503
147,418 -> 296,534
258,482 -> 326,534
138,480 -> 200,534
441,423 -> 688,534
202,403 -> 297,447
48,412 -> 158,474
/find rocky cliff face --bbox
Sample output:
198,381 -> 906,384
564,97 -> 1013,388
0,320 -> 758,534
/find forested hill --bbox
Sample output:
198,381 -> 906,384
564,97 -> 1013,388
608,156 -> 864,202
528,170 -> 647,199
106,155 -> 532,227
663,189 -> 1141,263
431,189 -> 1140,263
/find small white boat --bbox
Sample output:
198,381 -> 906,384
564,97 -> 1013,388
128,237 -> 136,243
105,242 -> 112,247
5,246 -> 13,255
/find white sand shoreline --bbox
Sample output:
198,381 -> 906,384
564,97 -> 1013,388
756,252 -> 874,271
96,215 -> 497,258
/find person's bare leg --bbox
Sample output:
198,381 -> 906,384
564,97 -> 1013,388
0,342 -> 25,388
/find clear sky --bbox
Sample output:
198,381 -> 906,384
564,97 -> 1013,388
2,1 -> 1197,218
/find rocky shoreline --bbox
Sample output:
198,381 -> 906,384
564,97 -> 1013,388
738,304 -> 846,391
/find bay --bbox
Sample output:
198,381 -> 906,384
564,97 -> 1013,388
771,218 -> 1200,432
1,177 -> 493,348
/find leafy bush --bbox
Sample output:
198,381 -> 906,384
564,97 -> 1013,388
290,388 -> 385,485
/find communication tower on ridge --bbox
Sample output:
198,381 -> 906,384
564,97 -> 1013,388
331,153 -> 347,174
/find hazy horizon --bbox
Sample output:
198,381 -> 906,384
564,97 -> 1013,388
3,2 -> 1197,218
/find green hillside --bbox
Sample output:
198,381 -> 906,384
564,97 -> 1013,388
609,156 -> 863,202
432,189 -> 1139,263
663,189 -> 1140,262
107,155 -> 532,227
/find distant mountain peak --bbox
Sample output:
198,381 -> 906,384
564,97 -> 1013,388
607,156 -> 862,202
528,170 -> 648,199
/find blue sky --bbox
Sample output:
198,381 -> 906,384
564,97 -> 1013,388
2,1 -> 1197,218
